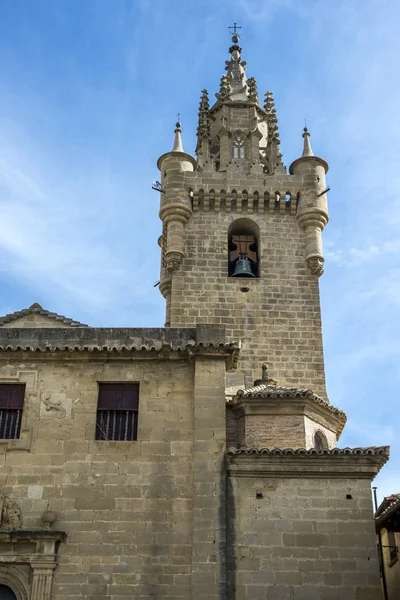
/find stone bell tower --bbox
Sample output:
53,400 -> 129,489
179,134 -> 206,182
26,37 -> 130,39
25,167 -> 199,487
157,29 -> 330,397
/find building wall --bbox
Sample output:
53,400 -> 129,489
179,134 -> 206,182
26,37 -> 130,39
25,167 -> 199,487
0,356 -> 197,599
381,528 -> 400,599
229,475 -> 382,600
169,210 -> 327,397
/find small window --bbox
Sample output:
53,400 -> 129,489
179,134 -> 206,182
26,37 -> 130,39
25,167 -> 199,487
314,431 -> 328,450
233,134 -> 245,159
96,383 -> 139,441
388,529 -> 398,564
0,384 -> 25,440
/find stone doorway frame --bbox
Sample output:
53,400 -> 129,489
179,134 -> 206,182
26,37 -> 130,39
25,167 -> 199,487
0,531 -> 66,600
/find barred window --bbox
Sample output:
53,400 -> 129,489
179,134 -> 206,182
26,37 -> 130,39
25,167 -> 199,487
0,384 -> 25,440
95,383 -> 139,441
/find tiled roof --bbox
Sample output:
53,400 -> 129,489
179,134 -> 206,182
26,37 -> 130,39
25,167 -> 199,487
227,446 -> 390,458
0,303 -> 88,328
375,493 -> 400,523
0,326 -> 239,367
234,383 -> 347,429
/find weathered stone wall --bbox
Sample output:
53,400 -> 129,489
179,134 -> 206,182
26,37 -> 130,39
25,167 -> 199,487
381,527 -> 400,599
229,473 -> 382,600
169,210 -> 327,397
0,356 -> 196,599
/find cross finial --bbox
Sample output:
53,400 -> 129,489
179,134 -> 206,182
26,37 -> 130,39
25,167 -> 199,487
229,21 -> 241,35
177,112 -> 181,123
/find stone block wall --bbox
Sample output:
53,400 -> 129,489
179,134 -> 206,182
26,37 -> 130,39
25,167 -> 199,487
169,210 -> 327,397
0,356 -> 197,599
228,471 -> 383,600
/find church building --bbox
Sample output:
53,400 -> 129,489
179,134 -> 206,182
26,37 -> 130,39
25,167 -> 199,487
0,28 -> 388,600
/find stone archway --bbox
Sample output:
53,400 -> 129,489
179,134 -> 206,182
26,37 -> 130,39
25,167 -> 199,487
0,565 -> 30,600
0,584 -> 18,599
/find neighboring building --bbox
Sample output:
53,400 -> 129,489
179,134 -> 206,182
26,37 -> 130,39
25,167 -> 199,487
375,493 -> 400,599
0,29 -> 389,600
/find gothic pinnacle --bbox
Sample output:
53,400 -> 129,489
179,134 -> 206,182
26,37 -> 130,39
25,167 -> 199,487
302,126 -> 314,157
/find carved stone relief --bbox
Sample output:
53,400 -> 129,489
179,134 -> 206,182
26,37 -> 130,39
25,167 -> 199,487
39,382 -> 69,419
0,494 -> 22,531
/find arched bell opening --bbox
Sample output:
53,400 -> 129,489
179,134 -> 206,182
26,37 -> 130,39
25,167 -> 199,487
313,430 -> 328,450
228,218 -> 260,278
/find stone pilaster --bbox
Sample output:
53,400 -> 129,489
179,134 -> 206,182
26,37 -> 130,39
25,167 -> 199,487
192,354 -> 227,600
30,563 -> 56,600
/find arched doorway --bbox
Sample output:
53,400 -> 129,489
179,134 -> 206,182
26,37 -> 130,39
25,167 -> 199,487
0,585 -> 17,599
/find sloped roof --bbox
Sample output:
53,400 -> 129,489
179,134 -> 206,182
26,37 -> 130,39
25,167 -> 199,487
375,492 -> 400,523
233,383 -> 347,425
227,446 -> 390,458
0,303 -> 89,328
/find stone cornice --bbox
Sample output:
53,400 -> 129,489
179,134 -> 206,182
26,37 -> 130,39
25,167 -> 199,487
227,446 -> 390,479
0,326 -> 240,370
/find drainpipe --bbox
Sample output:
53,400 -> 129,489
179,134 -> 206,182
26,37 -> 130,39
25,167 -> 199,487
373,487 -> 389,600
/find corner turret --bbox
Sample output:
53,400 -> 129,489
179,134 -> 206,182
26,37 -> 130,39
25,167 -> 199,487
157,120 -> 196,325
290,127 -> 329,277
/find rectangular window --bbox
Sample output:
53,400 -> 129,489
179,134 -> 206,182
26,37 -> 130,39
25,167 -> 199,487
0,384 -> 25,439
95,383 -> 139,441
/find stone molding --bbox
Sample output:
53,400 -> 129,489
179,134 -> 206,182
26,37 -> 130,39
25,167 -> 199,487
0,531 -> 66,600
227,446 -> 390,479
0,326 -> 240,370
0,565 -> 30,600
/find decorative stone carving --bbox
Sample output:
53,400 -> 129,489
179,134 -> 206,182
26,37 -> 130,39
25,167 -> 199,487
41,391 -> 66,419
165,252 -> 183,272
307,256 -> 324,277
0,494 -> 22,531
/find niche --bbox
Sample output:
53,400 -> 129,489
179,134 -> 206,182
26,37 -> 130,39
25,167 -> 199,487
228,218 -> 259,278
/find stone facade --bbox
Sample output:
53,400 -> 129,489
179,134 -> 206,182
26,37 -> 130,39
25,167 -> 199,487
0,29 -> 389,600
375,493 -> 400,599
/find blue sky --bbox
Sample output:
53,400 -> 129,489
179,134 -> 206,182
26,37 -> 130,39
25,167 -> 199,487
0,0 -> 399,501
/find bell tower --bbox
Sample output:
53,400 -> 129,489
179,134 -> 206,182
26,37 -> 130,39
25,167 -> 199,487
157,28 -> 330,397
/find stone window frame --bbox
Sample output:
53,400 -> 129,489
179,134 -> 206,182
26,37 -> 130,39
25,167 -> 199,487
313,430 -> 328,450
0,371 -> 37,453
232,131 -> 246,160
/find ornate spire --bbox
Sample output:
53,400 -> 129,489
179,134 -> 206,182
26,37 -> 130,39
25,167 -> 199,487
172,119 -> 184,152
264,91 -> 280,145
247,77 -> 259,104
215,75 -> 230,102
214,24 -> 261,105
263,91 -> 284,173
302,126 -> 314,157
197,89 -> 210,140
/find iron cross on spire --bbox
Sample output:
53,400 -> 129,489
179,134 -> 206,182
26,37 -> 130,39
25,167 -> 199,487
229,21 -> 241,35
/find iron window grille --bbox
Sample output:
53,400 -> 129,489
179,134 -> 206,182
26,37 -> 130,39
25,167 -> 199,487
95,383 -> 139,441
0,384 -> 25,439
388,529 -> 398,564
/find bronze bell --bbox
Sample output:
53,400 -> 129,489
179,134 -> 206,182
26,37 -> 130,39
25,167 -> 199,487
232,254 -> 255,278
